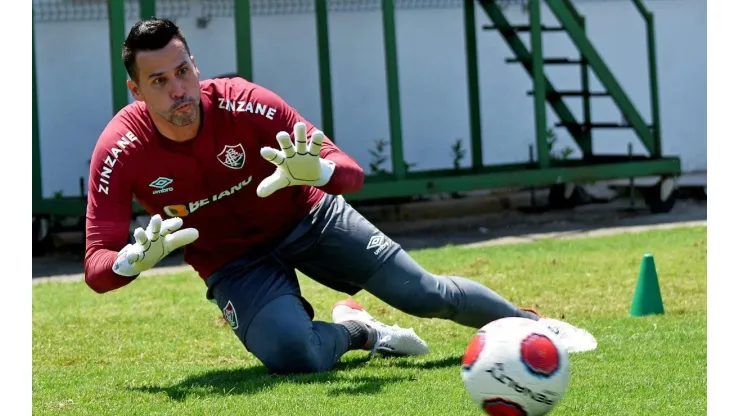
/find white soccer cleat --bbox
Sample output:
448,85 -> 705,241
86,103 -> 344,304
332,298 -> 430,357
521,308 -> 598,353
538,317 -> 598,353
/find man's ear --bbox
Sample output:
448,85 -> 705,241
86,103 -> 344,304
127,79 -> 144,102
191,55 -> 201,79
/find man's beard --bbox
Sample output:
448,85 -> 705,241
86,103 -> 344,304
167,97 -> 198,126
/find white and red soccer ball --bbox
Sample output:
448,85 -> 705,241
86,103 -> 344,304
461,317 -> 571,415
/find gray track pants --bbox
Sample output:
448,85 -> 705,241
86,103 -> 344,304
205,193 -> 535,374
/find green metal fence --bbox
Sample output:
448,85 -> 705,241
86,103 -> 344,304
32,0 -> 681,218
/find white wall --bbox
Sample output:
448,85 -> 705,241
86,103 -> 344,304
34,0 -> 706,197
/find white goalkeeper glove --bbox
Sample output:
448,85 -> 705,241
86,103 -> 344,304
256,122 -> 336,198
112,214 -> 199,277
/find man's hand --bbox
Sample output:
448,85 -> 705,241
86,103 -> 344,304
257,122 -> 336,198
112,215 -> 199,277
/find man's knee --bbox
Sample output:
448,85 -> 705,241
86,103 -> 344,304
252,329 -> 323,374
244,295 -> 325,374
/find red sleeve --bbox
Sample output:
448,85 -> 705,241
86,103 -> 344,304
84,127 -> 138,294
241,80 -> 364,195
315,138 -> 365,195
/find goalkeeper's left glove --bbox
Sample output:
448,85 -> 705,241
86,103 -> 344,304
256,122 -> 336,198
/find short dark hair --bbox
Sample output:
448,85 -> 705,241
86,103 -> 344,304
122,18 -> 191,82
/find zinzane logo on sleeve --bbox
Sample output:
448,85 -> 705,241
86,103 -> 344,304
97,131 -> 139,195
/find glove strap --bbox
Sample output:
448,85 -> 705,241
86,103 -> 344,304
112,245 -> 141,278
313,158 -> 336,187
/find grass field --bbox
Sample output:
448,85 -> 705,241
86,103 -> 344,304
32,225 -> 707,415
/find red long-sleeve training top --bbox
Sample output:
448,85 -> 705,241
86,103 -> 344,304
84,77 -> 364,294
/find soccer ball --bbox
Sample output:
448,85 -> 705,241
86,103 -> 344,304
461,317 -> 571,415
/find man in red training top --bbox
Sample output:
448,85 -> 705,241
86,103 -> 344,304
85,18 -> 597,374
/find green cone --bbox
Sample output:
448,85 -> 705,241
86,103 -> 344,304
629,254 -> 665,317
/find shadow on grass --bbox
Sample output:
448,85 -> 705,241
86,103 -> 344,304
130,354 -> 461,401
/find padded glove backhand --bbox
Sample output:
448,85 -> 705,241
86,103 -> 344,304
112,215 -> 199,277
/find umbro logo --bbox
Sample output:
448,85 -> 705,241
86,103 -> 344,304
367,235 -> 391,255
149,177 -> 174,195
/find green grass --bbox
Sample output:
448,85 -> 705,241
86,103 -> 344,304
33,226 -> 707,415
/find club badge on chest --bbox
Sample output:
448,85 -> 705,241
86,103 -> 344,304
217,144 -> 246,169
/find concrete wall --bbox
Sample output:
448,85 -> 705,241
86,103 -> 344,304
34,0 -> 706,197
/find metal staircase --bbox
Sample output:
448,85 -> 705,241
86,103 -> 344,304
476,0 -> 678,212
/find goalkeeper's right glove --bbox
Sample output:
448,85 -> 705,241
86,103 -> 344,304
112,214 -> 199,277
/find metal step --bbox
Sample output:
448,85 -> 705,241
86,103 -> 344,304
526,90 -> 610,97
505,57 -> 584,65
555,122 -> 651,129
483,24 -> 565,32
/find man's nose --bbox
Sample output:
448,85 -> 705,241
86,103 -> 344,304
170,79 -> 186,99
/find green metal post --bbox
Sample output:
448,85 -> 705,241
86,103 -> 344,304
630,0 -> 650,19
314,0 -> 335,141
32,24 -> 42,207
560,0 -> 581,21
645,12 -> 662,157
578,16 -> 593,158
139,0 -> 156,19
464,0 -> 483,172
529,0 -> 549,168
108,0 -> 129,113
381,0 -> 406,179
629,0 -> 661,156
234,0 -> 253,80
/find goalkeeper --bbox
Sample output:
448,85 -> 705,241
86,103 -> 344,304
85,18 -> 597,375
